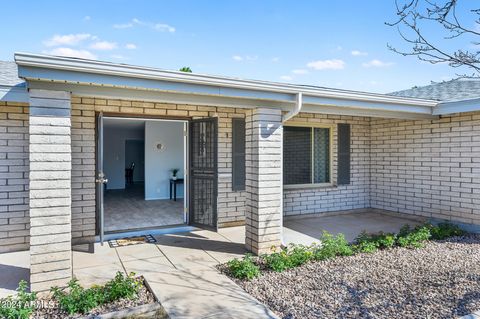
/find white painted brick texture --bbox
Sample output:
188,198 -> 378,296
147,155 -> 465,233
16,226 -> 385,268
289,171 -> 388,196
0,102 -> 30,253
371,111 -> 480,225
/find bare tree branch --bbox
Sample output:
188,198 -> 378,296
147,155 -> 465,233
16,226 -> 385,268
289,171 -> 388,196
387,0 -> 480,76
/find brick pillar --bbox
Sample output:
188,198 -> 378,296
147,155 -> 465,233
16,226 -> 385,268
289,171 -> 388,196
29,89 -> 72,293
245,108 -> 282,255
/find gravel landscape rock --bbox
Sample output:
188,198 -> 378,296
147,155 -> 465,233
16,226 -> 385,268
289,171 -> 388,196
231,235 -> 480,319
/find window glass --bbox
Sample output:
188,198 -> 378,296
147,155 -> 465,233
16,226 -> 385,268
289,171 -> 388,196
283,126 -> 330,185
313,128 -> 330,183
283,126 -> 311,185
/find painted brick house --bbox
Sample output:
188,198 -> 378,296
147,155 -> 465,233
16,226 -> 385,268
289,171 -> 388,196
1,53 -> 480,292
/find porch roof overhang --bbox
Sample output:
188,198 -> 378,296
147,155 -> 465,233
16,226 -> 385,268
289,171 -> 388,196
15,52 -> 440,120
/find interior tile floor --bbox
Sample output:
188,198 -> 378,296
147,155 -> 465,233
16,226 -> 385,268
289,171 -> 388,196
104,183 -> 184,232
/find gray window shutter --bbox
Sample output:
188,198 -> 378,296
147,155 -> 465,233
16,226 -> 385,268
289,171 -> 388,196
337,123 -> 350,185
232,118 -> 246,191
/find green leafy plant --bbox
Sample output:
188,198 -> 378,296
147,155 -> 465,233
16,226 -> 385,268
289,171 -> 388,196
354,231 -> 396,253
428,223 -> 465,240
354,241 -> 378,253
227,254 -> 260,280
396,224 -> 431,248
287,244 -> 314,267
171,168 -> 179,177
0,280 -> 37,319
312,231 -> 353,261
263,247 -> 293,272
52,272 -> 141,315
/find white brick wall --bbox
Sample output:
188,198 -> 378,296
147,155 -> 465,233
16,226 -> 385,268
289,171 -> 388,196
0,102 -> 29,253
371,111 -> 480,225
283,113 -> 371,216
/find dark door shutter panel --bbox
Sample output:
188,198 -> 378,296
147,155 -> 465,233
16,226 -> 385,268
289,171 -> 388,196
337,123 -> 351,185
232,118 -> 246,191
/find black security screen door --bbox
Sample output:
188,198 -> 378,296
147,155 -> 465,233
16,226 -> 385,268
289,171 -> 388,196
189,118 -> 218,229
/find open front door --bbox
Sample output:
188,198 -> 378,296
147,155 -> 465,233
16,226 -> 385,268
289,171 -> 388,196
96,113 -> 108,244
189,118 -> 218,229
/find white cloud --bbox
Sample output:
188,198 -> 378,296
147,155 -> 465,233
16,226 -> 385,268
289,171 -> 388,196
43,33 -> 92,47
113,22 -> 134,29
154,23 -> 176,33
307,59 -> 345,70
362,59 -> 394,68
125,43 -> 137,49
280,75 -> 293,81
114,18 -> 175,32
271,57 -> 280,63
232,55 -> 258,62
45,47 -> 97,60
351,50 -> 368,56
83,16 -> 91,21
90,41 -> 117,50
292,69 -> 308,75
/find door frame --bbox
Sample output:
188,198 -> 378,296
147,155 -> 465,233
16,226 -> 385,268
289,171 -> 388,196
95,113 -> 190,240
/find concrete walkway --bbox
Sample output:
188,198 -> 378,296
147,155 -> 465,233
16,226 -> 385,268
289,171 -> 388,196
73,229 -> 278,319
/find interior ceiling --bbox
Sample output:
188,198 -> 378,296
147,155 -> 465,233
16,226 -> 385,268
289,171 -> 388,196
103,118 -> 145,130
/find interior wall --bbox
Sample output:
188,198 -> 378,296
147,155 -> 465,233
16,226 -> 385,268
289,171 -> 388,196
145,121 -> 185,200
104,124 -> 144,189
125,140 -> 145,182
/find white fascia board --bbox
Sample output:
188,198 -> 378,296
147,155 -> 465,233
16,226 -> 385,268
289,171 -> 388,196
0,85 -> 29,103
28,80 -> 439,120
434,98 -> 480,115
15,52 -> 438,108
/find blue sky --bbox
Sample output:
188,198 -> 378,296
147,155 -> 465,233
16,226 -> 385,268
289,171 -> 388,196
0,1 -> 474,93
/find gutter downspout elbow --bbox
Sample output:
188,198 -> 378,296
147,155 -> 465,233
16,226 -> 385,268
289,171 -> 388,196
282,92 -> 303,123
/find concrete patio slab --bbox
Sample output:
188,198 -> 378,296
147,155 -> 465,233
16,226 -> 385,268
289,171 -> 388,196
74,262 -> 126,288
284,211 -> 425,244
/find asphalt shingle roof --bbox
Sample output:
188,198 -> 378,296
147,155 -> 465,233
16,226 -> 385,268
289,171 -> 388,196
389,78 -> 480,102
0,61 -> 25,87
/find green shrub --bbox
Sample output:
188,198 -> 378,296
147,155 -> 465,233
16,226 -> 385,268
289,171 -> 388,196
429,223 -> 465,240
227,254 -> 260,279
397,224 -> 431,248
353,241 -> 378,253
52,272 -> 141,315
354,231 -> 396,253
286,244 -> 314,267
104,272 -> 141,302
263,248 -> 294,272
0,280 -> 37,319
313,231 -> 353,261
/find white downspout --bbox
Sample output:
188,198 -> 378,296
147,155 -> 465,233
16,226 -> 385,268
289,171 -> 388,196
283,92 -> 303,122
280,92 -> 303,246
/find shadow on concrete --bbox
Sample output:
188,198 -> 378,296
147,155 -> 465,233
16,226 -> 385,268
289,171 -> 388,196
0,263 -> 29,292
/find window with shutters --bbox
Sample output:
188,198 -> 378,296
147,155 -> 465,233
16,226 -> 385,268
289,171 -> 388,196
283,124 -> 332,187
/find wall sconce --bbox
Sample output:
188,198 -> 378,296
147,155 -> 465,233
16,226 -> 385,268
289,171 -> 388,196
155,142 -> 165,151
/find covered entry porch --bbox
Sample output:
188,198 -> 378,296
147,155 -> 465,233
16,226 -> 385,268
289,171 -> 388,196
13,52 -> 440,294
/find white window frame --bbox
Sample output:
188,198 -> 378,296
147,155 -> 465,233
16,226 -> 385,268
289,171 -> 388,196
283,122 -> 334,189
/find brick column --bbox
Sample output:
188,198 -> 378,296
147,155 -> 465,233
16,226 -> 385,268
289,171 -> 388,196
245,108 -> 282,255
29,89 -> 72,293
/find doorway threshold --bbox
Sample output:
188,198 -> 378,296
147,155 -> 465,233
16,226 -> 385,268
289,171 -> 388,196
97,225 -> 197,242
